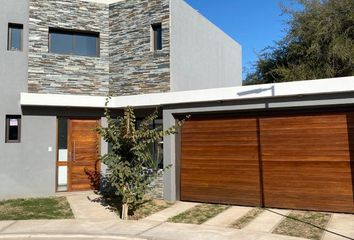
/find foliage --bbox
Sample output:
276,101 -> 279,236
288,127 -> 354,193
97,99 -> 185,219
244,0 -> 354,85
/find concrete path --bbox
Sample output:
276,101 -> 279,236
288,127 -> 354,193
243,209 -> 290,232
0,219 -> 308,240
203,206 -> 252,227
63,192 -> 120,220
323,213 -> 354,240
144,201 -> 199,222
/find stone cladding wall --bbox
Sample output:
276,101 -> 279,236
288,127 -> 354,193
28,0 -> 110,95
109,0 -> 171,96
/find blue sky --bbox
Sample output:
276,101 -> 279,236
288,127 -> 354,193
185,0 -> 295,79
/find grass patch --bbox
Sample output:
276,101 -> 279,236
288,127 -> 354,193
231,207 -> 264,229
272,210 -> 331,240
168,203 -> 230,225
89,192 -> 174,220
0,197 -> 74,220
129,199 -> 174,220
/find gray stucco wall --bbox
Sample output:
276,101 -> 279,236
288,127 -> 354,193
28,0 -> 110,96
0,0 -> 57,199
109,0 -> 171,96
170,0 -> 242,91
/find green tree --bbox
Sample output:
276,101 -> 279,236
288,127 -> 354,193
97,101 -> 184,220
244,0 -> 354,85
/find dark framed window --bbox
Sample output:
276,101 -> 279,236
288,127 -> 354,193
151,23 -> 162,51
5,115 -> 21,143
49,28 -> 100,57
8,23 -> 23,51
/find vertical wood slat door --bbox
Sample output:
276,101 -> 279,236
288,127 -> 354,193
180,117 -> 262,206
68,119 -> 100,192
260,113 -> 354,213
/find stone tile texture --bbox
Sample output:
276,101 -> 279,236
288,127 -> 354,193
28,0 -> 110,96
109,0 -> 171,96
28,0 -> 170,97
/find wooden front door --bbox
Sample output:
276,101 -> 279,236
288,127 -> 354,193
68,119 -> 100,191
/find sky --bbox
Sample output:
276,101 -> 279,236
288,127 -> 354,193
185,0 -> 295,79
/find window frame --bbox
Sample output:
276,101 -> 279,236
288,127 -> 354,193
151,23 -> 163,51
48,28 -> 100,57
5,115 -> 21,143
8,23 -> 23,51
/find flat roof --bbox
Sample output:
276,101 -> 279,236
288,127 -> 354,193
20,76 -> 354,109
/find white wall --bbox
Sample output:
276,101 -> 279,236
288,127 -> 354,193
170,0 -> 242,92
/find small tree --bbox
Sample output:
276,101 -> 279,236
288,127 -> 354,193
97,100 -> 184,220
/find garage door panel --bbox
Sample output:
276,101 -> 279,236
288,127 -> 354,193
260,114 -> 347,127
264,193 -> 353,213
180,117 -> 261,205
182,118 -> 257,128
262,154 -> 350,162
260,113 -> 354,213
181,172 -> 260,183
182,187 -> 262,206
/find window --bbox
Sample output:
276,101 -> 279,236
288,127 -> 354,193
5,115 -> 21,143
151,23 -> 162,51
57,118 -> 68,192
49,28 -> 100,57
8,23 -> 23,51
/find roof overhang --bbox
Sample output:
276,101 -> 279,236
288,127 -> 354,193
20,76 -> 354,109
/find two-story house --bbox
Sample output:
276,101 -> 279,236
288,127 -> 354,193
1,0 -> 353,214
0,0 -> 241,197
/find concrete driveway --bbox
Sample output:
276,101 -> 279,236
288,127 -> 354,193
0,192 -> 352,240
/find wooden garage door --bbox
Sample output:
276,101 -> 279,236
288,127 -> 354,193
180,117 -> 262,206
260,113 -> 354,213
180,112 -> 354,213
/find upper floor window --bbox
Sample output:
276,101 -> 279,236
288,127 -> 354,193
5,115 -> 21,143
8,23 -> 23,51
49,28 -> 100,57
151,23 -> 162,51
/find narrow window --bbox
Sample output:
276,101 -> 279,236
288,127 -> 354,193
49,28 -> 99,57
57,118 -> 68,192
151,23 -> 162,51
5,115 -> 21,143
8,23 -> 23,51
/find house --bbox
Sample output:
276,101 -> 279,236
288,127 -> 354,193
1,0 -> 353,214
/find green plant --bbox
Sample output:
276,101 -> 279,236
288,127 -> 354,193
244,0 -> 354,84
97,99 -> 184,220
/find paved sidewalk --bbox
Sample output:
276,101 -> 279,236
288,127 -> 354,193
323,213 -> 354,240
243,209 -> 290,232
0,219 -> 308,240
1,193 -> 352,240
144,201 -> 199,222
61,192 -> 120,220
203,206 -> 252,227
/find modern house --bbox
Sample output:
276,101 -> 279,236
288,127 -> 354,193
1,0 -> 353,214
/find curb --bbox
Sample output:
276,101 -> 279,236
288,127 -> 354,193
0,233 -> 145,240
